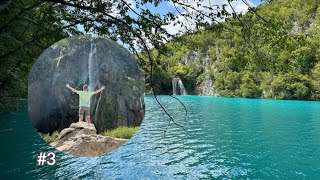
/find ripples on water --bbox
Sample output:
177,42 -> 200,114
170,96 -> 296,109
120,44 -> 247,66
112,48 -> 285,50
1,96 -> 320,179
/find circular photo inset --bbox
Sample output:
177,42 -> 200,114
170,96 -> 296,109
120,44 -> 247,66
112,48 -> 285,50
28,35 -> 145,156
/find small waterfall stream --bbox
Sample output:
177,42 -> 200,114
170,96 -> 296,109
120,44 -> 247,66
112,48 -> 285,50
172,78 -> 188,95
88,42 -> 97,92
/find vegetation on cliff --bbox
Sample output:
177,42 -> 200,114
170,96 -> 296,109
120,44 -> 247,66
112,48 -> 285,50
139,0 -> 320,100
41,131 -> 59,143
2,0 -> 273,110
2,0 -> 320,106
103,126 -> 139,139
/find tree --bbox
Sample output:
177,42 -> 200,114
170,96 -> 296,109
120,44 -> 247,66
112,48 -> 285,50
0,0 -> 67,109
137,0 -> 320,101
1,0 -> 256,102
3,0 -> 252,131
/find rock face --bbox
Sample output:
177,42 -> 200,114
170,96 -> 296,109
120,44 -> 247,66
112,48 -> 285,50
51,122 -> 127,156
28,35 -> 145,133
196,78 -> 219,96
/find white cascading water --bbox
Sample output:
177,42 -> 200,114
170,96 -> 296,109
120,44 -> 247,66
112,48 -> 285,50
56,49 -> 63,67
88,42 -> 97,92
88,41 -> 102,118
140,93 -> 145,109
178,79 -> 187,95
172,78 -> 188,95
52,49 -> 65,91
173,78 -> 177,95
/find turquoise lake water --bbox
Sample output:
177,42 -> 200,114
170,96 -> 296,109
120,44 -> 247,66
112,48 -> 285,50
1,96 -> 320,179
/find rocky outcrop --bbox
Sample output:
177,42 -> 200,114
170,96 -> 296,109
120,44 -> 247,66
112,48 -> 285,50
28,35 -> 145,134
197,78 -> 219,96
179,51 -> 206,66
51,122 -> 127,156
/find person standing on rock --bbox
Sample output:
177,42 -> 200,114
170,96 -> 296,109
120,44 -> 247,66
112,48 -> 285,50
66,84 -> 105,124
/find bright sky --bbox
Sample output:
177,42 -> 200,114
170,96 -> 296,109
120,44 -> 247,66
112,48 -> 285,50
77,0 -> 264,48
140,0 -> 263,36
78,0 -> 263,34
250,0 -> 263,6
138,0 -> 262,16
127,0 -> 261,15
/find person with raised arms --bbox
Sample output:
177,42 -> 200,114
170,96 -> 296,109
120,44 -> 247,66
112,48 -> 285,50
66,83 -> 105,124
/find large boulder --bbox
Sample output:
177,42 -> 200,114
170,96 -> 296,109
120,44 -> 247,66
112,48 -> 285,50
51,122 -> 127,156
28,35 -> 145,133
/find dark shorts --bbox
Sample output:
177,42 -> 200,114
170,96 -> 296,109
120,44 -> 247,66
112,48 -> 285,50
79,106 -> 90,116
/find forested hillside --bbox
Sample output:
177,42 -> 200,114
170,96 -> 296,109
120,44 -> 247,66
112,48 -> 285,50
0,0 -> 67,109
2,0 -> 320,110
139,0 -> 320,100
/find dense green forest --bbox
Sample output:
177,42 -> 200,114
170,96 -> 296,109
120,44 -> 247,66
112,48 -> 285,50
139,0 -> 320,100
0,0 -> 68,109
1,0 -> 320,111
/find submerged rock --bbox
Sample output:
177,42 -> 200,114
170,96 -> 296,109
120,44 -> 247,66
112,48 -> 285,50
28,35 -> 145,134
51,122 -> 127,156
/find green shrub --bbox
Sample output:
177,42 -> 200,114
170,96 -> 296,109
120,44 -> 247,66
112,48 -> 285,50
103,126 -> 139,139
311,62 -> 320,100
270,73 -> 311,100
260,72 -> 274,99
240,71 -> 261,98
42,131 -> 59,143
225,71 -> 241,91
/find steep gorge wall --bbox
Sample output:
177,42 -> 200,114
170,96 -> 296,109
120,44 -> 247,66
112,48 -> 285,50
28,35 -> 145,133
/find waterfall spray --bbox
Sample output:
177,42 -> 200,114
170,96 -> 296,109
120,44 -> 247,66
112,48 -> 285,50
173,78 -> 177,95
56,49 -> 63,67
95,91 -> 103,122
88,39 -> 100,123
172,78 -> 187,95
88,42 -> 97,92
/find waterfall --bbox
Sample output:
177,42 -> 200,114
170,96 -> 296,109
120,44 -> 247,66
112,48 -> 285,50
88,41 -> 99,122
172,78 -> 188,95
140,93 -> 145,109
56,49 -> 63,67
178,79 -> 187,95
88,42 -> 97,92
172,78 -> 177,95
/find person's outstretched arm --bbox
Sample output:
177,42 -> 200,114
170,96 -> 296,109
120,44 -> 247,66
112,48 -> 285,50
93,86 -> 105,94
66,84 -> 77,93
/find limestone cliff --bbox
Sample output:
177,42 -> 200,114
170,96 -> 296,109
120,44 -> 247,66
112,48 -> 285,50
28,35 -> 145,133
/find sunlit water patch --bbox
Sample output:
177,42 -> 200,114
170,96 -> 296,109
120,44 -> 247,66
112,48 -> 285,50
1,96 -> 320,179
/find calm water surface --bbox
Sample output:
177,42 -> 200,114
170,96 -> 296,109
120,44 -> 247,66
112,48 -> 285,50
1,96 -> 320,179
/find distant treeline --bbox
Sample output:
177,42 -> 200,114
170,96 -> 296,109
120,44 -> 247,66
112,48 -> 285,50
2,0 -> 320,111
138,0 -> 320,100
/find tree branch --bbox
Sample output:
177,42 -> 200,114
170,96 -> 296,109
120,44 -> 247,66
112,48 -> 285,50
0,1 -> 44,33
